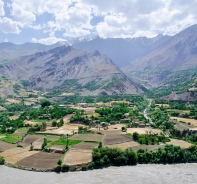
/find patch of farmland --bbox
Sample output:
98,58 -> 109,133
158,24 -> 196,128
106,141 -> 140,150
70,142 -> 98,151
0,147 -> 38,165
69,134 -> 102,142
32,137 -> 44,150
16,152 -> 62,170
39,123 -> 83,135
0,140 -> 16,152
50,145 -> 65,153
103,134 -> 133,146
131,145 -> 165,151
127,128 -> 162,135
170,117 -> 197,127
21,135 -> 43,148
174,122 -> 194,131
169,139 -> 193,149
63,149 -> 92,166
13,127 -> 29,136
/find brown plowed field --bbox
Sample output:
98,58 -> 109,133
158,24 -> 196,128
127,128 -> 162,135
70,142 -> 98,150
103,134 -> 133,146
0,140 -> 16,152
171,117 -> 197,127
21,135 -> 43,148
169,139 -> 193,149
16,152 -> 62,170
0,147 -> 38,165
63,150 -> 92,166
106,141 -> 140,150
32,137 -> 44,150
69,134 -> 102,142
131,145 -> 165,151
50,145 -> 65,152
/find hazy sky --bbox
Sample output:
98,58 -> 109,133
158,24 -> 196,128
0,0 -> 197,44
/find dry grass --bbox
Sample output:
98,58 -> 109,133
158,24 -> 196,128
169,139 -> 193,149
127,128 -> 162,135
0,140 -> 16,152
170,117 -> 197,127
69,134 -> 102,142
16,152 -> 62,170
103,134 -> 133,146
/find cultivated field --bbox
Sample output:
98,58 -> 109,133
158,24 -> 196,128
13,127 -> 29,136
16,152 -> 62,170
103,134 -> 133,146
174,122 -> 194,131
127,128 -> 162,135
0,147 -> 38,165
131,145 -> 165,151
171,117 -> 197,127
63,149 -> 92,166
169,139 -> 193,149
21,135 -> 43,148
106,141 -> 140,150
69,133 -> 103,142
40,123 -> 83,135
0,140 -> 16,152
70,142 -> 98,150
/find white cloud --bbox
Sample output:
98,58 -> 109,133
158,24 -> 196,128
0,0 -> 4,16
11,2 -> 36,25
0,17 -> 20,34
31,36 -> 66,45
2,0 -> 197,39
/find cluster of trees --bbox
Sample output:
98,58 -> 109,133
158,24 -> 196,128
0,113 -> 24,134
91,144 -> 197,169
137,144 -> 197,164
92,147 -> 137,167
95,104 -> 130,122
20,105 -> 74,120
0,156 -> 5,165
132,132 -> 169,145
70,110 -> 89,124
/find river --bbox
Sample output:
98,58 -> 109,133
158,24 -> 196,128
0,164 -> 197,184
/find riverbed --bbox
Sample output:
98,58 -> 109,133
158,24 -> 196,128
0,164 -> 197,184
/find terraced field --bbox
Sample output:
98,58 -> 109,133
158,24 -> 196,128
169,139 -> 193,149
0,147 -> 38,165
16,152 -> 62,170
127,128 -> 162,135
0,140 -> 16,152
171,117 -> 197,127
69,134 -> 103,142
106,141 -> 140,150
103,134 -> 133,146
63,142 -> 97,166
21,135 -> 43,148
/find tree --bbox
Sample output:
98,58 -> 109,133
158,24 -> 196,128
52,120 -> 57,127
133,132 -> 139,141
41,100 -> 51,108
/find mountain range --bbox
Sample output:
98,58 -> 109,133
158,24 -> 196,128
0,24 -> 197,97
0,46 -> 144,96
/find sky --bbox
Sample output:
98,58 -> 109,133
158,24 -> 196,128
0,0 -> 197,45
